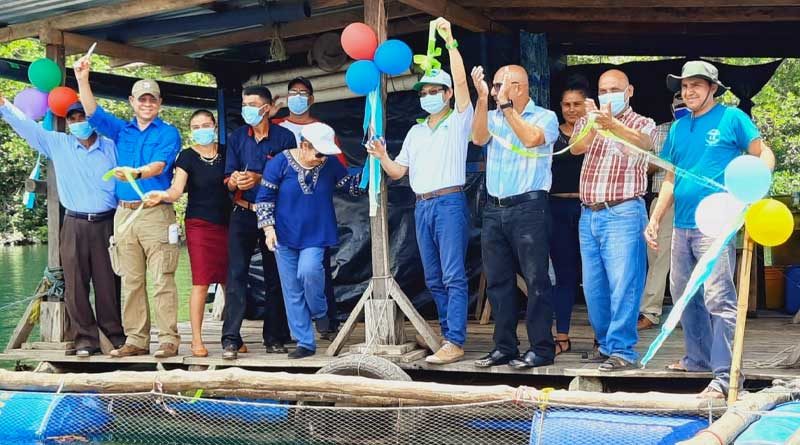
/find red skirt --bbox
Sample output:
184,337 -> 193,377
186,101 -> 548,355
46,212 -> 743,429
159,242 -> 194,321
185,218 -> 229,285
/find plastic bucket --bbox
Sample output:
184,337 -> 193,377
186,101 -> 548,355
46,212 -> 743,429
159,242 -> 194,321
786,266 -> 800,315
0,391 -> 112,441
765,266 -> 786,310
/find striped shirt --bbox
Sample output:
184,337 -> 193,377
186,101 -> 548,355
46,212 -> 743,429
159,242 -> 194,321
574,107 -> 656,205
650,121 -> 672,192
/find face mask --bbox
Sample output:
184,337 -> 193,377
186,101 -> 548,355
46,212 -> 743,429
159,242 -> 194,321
672,105 -> 690,120
598,91 -> 628,116
288,96 -> 310,115
241,105 -> 266,126
68,121 -> 94,140
420,92 -> 447,115
192,127 -> 216,145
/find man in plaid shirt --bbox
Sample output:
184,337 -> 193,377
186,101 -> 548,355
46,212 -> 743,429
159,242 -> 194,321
569,69 -> 655,371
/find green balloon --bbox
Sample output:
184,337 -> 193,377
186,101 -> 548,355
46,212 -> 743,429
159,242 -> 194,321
28,58 -> 62,93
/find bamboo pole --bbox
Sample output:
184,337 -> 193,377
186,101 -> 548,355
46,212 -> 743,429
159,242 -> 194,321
729,232 -> 755,404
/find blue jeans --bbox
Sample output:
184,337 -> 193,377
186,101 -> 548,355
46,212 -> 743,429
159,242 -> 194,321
415,192 -> 469,347
550,197 -> 581,334
275,245 -> 327,352
579,198 -> 647,364
671,228 -> 738,394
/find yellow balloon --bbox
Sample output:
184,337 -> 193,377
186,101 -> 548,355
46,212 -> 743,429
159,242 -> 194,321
745,199 -> 795,246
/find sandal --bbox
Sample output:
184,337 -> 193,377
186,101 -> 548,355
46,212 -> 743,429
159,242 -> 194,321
555,338 -> 571,356
191,343 -> 208,358
697,385 -> 725,400
666,360 -> 689,372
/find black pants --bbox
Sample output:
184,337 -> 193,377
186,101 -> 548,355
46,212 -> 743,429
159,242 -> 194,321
481,196 -> 555,360
61,214 -> 125,350
222,208 -> 289,348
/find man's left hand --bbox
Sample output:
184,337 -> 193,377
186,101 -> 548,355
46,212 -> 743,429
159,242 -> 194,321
594,103 -> 618,132
434,17 -> 453,43
114,167 -> 139,182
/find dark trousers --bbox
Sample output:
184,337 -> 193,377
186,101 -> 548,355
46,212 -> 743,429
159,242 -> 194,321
481,196 -> 555,360
60,214 -> 125,350
222,208 -> 289,348
314,249 -> 339,333
549,197 -> 582,335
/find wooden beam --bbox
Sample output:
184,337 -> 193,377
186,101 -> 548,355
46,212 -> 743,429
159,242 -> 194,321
489,7 -> 800,23
0,0 -> 213,43
524,20 -> 800,36
397,0 -> 509,32
457,0 -> 800,7
283,16 -> 429,56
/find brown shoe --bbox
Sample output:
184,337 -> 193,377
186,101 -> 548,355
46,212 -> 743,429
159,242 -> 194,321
637,315 -> 656,331
154,343 -> 179,358
239,344 -> 248,354
425,342 -> 464,365
109,343 -> 148,358
191,343 -> 209,358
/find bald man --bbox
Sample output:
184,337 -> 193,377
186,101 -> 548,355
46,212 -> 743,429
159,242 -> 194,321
570,69 -> 655,371
471,64 -> 559,369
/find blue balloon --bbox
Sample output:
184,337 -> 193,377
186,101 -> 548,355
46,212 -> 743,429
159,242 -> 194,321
345,60 -> 380,95
373,39 -> 412,76
724,155 -> 772,204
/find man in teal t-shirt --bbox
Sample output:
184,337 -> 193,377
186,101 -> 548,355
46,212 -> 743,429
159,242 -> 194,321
645,61 -> 775,399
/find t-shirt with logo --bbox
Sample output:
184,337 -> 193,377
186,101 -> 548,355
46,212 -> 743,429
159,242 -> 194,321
661,103 -> 761,229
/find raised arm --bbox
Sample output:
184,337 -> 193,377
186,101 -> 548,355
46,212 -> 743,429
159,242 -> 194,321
470,66 -> 490,146
435,18 -> 470,114
0,94 -> 63,157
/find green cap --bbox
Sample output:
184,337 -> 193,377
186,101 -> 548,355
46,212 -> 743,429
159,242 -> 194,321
666,60 -> 728,97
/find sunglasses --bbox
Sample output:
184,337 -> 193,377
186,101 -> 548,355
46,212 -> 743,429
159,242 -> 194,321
418,87 -> 445,98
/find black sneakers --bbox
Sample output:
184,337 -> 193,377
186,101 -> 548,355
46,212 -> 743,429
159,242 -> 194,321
288,346 -> 315,359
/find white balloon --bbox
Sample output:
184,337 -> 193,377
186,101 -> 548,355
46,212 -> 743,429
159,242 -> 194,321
695,192 -> 746,238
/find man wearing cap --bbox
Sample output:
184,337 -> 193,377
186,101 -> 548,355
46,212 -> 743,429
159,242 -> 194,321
0,94 -> 125,357
646,60 -> 775,398
366,18 -> 472,365
75,59 -> 183,358
222,85 -> 295,360
470,63 -> 559,369
638,94 -> 689,331
255,122 -> 363,359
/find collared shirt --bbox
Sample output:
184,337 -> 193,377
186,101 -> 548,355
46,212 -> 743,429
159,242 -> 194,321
651,121 -> 672,192
574,107 -> 656,205
88,105 -> 181,201
224,123 -> 296,203
395,104 -> 474,194
1,102 -> 117,213
485,99 -> 559,199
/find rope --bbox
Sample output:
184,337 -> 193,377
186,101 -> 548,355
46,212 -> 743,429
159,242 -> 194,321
43,267 -> 64,300
269,25 -> 287,62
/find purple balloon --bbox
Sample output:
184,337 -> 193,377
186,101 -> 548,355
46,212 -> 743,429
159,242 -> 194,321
13,88 -> 49,120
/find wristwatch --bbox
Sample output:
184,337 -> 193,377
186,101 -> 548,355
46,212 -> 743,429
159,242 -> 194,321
499,101 -> 513,110
134,168 -> 142,179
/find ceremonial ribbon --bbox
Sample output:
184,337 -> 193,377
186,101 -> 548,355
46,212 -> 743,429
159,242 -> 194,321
412,21 -> 442,77
359,83 -> 385,217
102,167 -> 147,235
22,153 -> 42,209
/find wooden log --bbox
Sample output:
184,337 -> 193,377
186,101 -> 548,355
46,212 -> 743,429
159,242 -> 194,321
326,282 -> 370,356
206,388 -> 437,407
44,39 -> 64,270
729,233 -> 755,404
5,298 -> 40,351
39,301 -> 71,343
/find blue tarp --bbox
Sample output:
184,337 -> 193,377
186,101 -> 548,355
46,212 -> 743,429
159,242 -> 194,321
736,401 -> 800,444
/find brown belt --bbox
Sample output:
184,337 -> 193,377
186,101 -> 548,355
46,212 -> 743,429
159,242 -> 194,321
235,199 -> 255,211
118,200 -> 143,210
582,197 -> 636,211
415,186 -> 463,202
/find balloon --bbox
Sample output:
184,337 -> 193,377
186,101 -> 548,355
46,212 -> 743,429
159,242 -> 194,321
341,22 -> 378,60
745,199 -> 794,246
13,88 -> 49,120
27,58 -> 62,93
345,60 -> 380,95
695,192 -> 747,238
724,155 -> 772,204
47,86 -> 78,118
374,40 -> 412,76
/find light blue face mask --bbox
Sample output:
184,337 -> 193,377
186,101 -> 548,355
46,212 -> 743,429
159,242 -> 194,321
241,105 -> 266,126
192,127 -> 216,146
288,95 -> 310,115
68,121 -> 94,140
598,91 -> 628,116
420,92 -> 447,115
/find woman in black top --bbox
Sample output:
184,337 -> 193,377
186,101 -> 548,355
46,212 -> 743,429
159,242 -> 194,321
550,77 -> 589,355
146,109 -> 231,358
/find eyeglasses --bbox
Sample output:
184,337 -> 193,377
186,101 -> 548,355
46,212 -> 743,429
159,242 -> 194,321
491,81 -> 521,91
314,153 -> 325,158
418,87 -> 445,98
288,90 -> 311,97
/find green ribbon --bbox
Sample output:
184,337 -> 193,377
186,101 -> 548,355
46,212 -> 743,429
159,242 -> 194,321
103,167 -> 148,235
413,21 -> 442,77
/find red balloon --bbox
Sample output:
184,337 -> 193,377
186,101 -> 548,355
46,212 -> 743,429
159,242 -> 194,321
47,86 -> 78,117
340,22 -> 378,60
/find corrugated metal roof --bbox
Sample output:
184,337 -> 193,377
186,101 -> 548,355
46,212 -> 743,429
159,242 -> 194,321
0,0 -> 124,25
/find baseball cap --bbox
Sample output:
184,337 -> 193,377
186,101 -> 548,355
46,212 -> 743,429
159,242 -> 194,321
300,122 -> 341,155
412,69 -> 452,91
288,76 -> 314,95
65,102 -> 85,118
666,61 -> 728,98
131,79 -> 161,100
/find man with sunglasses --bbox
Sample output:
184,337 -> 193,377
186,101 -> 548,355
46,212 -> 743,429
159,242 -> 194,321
638,94 -> 688,331
367,18 -> 472,365
470,64 -> 559,369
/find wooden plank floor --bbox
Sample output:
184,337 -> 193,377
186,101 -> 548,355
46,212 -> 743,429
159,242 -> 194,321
3,306 -> 799,383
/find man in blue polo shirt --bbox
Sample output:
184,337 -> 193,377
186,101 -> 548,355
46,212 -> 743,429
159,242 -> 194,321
222,85 -> 295,360
75,59 -> 182,358
0,96 -> 125,357
646,60 -> 775,398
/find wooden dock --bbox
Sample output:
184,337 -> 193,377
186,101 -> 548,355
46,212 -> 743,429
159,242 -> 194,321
2,306 -> 799,389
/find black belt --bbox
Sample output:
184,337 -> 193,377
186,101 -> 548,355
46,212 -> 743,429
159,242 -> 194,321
65,209 -> 115,222
488,190 -> 547,208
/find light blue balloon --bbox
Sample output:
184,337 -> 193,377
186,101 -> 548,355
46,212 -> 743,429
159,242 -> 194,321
345,60 -> 380,96
724,155 -> 772,204
374,40 -> 412,76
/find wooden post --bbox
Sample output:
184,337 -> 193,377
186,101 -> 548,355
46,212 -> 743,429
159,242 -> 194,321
728,231 -> 755,404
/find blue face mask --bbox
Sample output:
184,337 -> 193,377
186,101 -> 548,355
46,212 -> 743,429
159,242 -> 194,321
288,95 -> 310,115
68,121 -> 94,140
598,91 -> 628,116
420,92 -> 447,115
241,105 -> 266,126
192,127 -> 216,146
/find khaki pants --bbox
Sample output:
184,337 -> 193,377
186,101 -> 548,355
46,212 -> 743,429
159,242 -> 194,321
114,204 -> 180,349
640,197 -> 674,324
